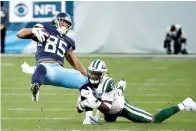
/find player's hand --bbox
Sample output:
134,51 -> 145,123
80,87 -> 101,109
80,98 -> 101,109
32,27 -> 49,43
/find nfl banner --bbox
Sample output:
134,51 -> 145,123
9,1 -> 73,22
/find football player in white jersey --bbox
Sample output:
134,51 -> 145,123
164,24 -> 188,54
77,60 -> 196,124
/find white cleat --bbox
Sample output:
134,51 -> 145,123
83,116 -> 102,125
182,97 -> 196,111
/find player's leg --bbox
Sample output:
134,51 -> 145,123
181,37 -> 188,54
164,34 -> 172,54
31,64 -> 47,101
104,113 -> 118,122
120,100 -> 153,123
121,97 -> 196,123
154,97 -> 196,123
42,63 -> 88,89
173,38 -> 182,54
1,27 -> 6,53
153,105 -> 180,123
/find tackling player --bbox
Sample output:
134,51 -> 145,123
77,60 -> 196,124
17,12 -> 88,101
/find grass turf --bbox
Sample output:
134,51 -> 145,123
1,56 -> 196,131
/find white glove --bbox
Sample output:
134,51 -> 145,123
32,27 -> 49,43
117,79 -> 126,92
80,99 -> 101,109
79,87 -> 101,109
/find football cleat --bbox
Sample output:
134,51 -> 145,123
182,97 -> 196,111
30,83 -> 40,102
83,116 -> 102,125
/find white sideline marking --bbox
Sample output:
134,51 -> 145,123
2,87 -> 59,90
7,108 -> 75,111
2,93 -> 76,96
2,117 -> 77,120
135,94 -> 183,97
136,88 -> 191,91
2,100 -> 75,103
0,63 -> 14,66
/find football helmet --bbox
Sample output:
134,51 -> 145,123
52,12 -> 72,35
88,60 -> 107,84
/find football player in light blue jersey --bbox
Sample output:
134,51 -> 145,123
17,12 -> 88,101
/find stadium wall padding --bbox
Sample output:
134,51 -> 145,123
5,1 -> 196,53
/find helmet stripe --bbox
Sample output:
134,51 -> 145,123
92,60 -> 98,68
95,60 -> 101,69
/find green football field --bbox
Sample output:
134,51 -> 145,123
1,55 -> 196,131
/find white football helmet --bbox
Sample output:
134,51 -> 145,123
88,60 -> 107,84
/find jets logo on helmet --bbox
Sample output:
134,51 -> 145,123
88,60 -> 108,84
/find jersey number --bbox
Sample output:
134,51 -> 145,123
44,35 -> 67,58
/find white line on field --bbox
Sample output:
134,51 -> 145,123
0,63 -> 14,66
1,93 -> 76,96
2,100 -> 75,103
136,88 -> 191,91
2,117 -> 77,120
6,108 -> 75,111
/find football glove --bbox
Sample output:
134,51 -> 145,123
32,27 -> 49,43
79,87 -> 101,109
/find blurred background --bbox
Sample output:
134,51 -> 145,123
1,1 -> 196,54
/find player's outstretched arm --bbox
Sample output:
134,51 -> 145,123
16,28 -> 33,39
17,24 -> 49,42
65,50 -> 88,76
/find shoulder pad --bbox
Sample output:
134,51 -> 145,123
34,22 -> 50,28
65,35 -> 76,50
102,78 -> 116,93
34,23 -> 44,28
